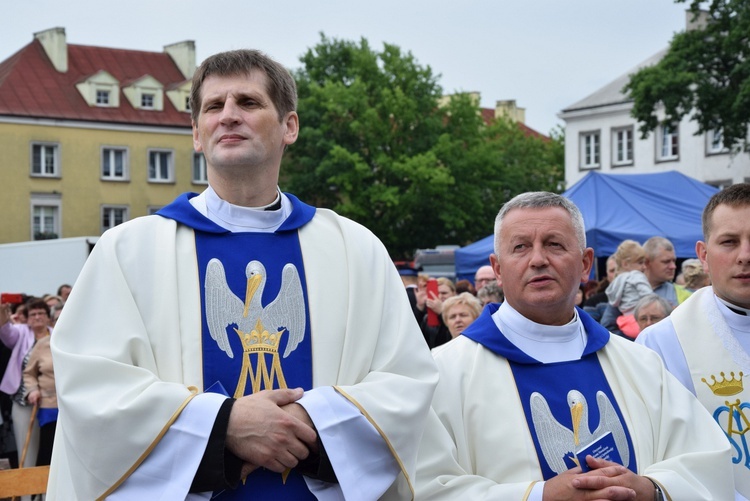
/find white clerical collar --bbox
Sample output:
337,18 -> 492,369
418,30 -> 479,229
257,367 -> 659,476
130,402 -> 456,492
189,186 -> 291,233
715,295 -> 750,334
717,295 -> 750,315
492,300 -> 587,363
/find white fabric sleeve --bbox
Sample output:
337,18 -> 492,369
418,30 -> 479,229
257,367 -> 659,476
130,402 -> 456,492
635,320 -> 695,394
107,392 -> 227,500
297,386 -> 400,501
529,481 -> 544,500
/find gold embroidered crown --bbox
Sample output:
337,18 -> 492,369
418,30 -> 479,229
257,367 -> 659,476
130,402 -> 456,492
702,371 -> 744,396
236,319 -> 283,353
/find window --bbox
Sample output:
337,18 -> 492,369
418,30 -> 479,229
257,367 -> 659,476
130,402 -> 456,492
192,152 -> 207,184
657,124 -> 679,161
30,193 -> 61,240
141,93 -> 155,109
612,127 -> 634,166
148,150 -> 174,182
101,147 -> 128,180
185,96 -> 191,112
579,131 -> 600,169
102,206 -> 129,232
96,90 -> 110,105
707,129 -> 728,155
31,143 -> 59,177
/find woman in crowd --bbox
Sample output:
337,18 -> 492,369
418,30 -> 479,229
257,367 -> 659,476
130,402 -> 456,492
633,294 -> 673,334
681,258 -> 711,292
442,292 -> 483,339
23,326 -> 57,466
0,299 -> 52,467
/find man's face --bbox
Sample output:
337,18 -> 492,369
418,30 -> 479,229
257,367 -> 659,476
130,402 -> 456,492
697,204 -> 750,309
474,266 -> 495,291
192,71 -> 298,174
490,206 -> 593,326
645,247 -> 677,287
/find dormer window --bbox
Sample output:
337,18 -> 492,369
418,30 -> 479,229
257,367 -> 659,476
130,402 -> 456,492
166,80 -> 192,113
141,93 -> 155,109
76,70 -> 120,108
96,90 -> 110,105
123,75 -> 164,111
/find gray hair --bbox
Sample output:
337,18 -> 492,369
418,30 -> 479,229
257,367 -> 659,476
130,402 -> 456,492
643,236 -> 674,260
493,192 -> 586,256
633,294 -> 672,319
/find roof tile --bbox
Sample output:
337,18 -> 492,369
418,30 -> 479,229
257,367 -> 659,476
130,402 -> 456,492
0,39 -> 191,128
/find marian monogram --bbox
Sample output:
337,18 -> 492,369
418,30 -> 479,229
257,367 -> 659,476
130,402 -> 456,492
204,258 -> 306,397
703,371 -> 750,469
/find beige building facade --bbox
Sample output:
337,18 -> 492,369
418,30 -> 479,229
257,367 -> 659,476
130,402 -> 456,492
0,28 -> 205,243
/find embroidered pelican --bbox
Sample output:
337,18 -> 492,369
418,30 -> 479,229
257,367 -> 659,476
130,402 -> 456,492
530,389 -> 629,474
205,258 -> 305,398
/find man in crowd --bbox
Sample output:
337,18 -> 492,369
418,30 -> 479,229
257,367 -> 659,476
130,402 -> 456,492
642,236 -> 691,307
474,265 -> 496,291
415,191 -> 733,499
637,183 -> 750,500
600,236 -> 690,333
48,49 -> 437,500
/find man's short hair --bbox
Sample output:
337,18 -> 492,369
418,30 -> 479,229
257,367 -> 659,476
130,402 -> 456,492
702,183 -> 750,240
493,192 -> 586,256
190,49 -> 297,122
643,236 -> 674,260
477,282 -> 503,303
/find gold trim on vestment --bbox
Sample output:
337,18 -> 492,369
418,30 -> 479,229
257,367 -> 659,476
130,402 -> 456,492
333,386 -> 415,500
95,386 -> 200,501
522,480 -> 539,500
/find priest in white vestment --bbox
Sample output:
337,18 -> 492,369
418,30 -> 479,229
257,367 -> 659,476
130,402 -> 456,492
638,183 -> 750,501
47,49 -> 437,500
415,191 -> 734,500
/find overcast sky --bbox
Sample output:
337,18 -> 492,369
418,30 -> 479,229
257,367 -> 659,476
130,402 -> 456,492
2,0 -> 689,134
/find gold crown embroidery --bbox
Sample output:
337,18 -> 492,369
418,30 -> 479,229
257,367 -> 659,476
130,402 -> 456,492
702,371 -> 744,396
234,318 -> 287,398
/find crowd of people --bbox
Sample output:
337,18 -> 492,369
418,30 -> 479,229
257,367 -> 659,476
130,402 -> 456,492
0,284 -> 70,482
0,47 -> 747,500
402,230 -> 708,350
400,265 -> 500,349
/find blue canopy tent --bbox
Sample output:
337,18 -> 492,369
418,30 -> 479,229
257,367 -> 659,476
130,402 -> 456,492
454,171 -> 719,282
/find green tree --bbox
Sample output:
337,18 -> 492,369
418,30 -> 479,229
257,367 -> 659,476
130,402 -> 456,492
283,34 -> 564,258
625,0 -> 750,151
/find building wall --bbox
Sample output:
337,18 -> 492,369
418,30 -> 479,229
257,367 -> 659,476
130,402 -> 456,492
562,103 -> 749,189
0,119 -> 200,243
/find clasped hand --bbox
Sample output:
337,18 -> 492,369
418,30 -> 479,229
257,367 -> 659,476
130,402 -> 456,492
226,387 -> 318,477
544,456 -> 656,501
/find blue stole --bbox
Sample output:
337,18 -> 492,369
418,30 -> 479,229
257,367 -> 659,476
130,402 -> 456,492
159,193 -> 318,500
462,305 -> 637,479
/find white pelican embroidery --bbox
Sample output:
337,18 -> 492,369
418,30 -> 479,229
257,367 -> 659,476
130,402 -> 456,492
205,259 -> 305,397
530,389 -> 629,474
